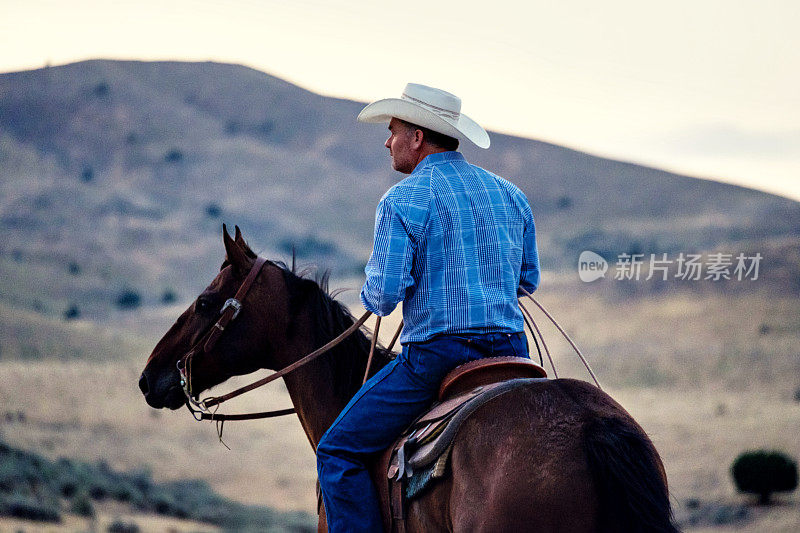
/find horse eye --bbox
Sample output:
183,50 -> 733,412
196,298 -> 212,314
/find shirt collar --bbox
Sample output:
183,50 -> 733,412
415,151 -> 465,170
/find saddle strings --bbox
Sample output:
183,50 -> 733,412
519,301 -> 558,378
519,305 -> 544,367
518,288 -> 602,390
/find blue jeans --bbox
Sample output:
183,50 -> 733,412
316,332 -> 528,533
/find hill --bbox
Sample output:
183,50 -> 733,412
1,59 -> 799,325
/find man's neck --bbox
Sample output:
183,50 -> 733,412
410,146 -> 451,172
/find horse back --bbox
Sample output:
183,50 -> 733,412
389,378 -> 673,532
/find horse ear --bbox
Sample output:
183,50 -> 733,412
223,224 -> 252,275
234,225 -> 244,245
223,223 -> 235,256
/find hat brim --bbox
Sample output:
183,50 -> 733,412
357,98 -> 490,149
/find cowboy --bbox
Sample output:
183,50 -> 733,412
316,83 -> 540,532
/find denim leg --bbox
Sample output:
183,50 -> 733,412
316,332 -> 527,532
317,353 -> 440,533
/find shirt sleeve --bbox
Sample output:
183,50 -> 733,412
518,201 -> 541,295
360,195 -> 417,316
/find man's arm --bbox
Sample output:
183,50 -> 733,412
360,197 -> 416,316
518,203 -> 541,295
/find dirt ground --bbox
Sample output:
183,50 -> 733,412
1,287 -> 799,531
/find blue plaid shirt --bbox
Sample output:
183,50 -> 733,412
361,151 -> 540,344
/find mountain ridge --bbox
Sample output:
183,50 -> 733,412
1,59 -> 798,323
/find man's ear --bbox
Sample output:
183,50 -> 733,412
411,128 -> 425,150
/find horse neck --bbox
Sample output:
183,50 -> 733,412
274,292 -> 387,450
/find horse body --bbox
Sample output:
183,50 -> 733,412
385,378 -> 669,532
377,380 -> 601,532
139,227 -> 677,532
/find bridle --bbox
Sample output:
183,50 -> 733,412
176,256 -> 380,425
177,255 -> 272,420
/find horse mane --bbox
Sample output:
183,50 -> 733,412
227,237 -> 394,400
279,264 -> 394,399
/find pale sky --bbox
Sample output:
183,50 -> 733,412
2,0 -> 798,200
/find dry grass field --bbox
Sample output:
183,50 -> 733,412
0,506 -> 218,533
1,281 -> 799,531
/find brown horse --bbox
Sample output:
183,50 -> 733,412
139,227 -> 678,532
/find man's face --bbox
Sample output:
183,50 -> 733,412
385,118 -> 417,174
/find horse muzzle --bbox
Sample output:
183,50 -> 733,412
139,371 -> 186,410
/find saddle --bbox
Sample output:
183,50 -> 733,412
382,356 -> 547,530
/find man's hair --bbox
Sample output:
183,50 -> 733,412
399,119 -> 459,151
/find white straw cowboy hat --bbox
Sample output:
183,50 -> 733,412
357,83 -> 491,149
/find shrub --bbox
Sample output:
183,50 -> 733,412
255,120 -> 273,137
81,167 -> 94,183
160,289 -> 177,305
116,289 -> 141,310
70,492 -> 95,517
93,82 -> 109,98
107,518 -> 140,533
556,195 -> 573,210
64,305 -> 81,321
205,203 -> 222,218
88,482 -> 108,500
279,236 -> 337,258
164,149 -> 184,163
0,439 -> 314,529
731,450 -> 798,504
57,479 -> 78,498
0,494 -> 61,522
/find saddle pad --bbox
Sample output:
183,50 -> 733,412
388,377 -> 548,481
409,378 -> 545,469
404,443 -> 453,500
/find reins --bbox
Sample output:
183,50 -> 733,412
199,310 -> 372,412
179,256 -> 601,438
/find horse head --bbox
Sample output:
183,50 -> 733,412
139,224 -> 294,409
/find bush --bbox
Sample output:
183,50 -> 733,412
107,518 -> 140,533
731,450 -> 798,504
205,203 -> 222,218
89,482 -> 109,500
164,149 -> 184,163
160,289 -> 178,304
116,289 -> 141,310
93,82 -> 109,98
81,167 -> 94,183
279,236 -> 337,258
0,438 -> 314,529
70,492 -> 95,517
64,305 -> 81,321
0,494 -> 61,522
556,195 -> 573,210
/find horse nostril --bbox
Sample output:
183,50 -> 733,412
138,373 -> 149,395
